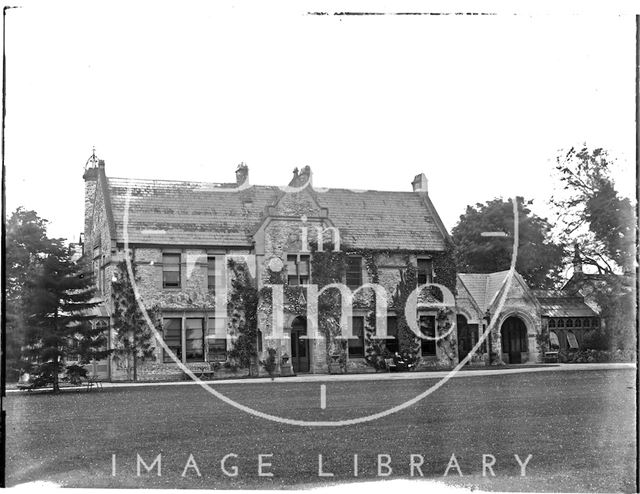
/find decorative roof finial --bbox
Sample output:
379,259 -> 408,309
85,146 -> 99,171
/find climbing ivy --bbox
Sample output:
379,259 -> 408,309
226,257 -> 259,375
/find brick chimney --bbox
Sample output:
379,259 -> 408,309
412,173 -> 428,193
235,163 -> 249,186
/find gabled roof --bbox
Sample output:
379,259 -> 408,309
456,271 -> 510,313
106,177 -> 449,251
532,290 -> 599,318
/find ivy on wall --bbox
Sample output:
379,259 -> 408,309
226,258 -> 259,375
255,242 -> 458,373
309,247 -> 347,371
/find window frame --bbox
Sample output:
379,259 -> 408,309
417,257 -> 434,285
207,316 -> 228,362
385,315 -> 399,355
207,256 -> 216,292
162,317 -> 183,362
185,317 -> 205,362
348,315 -> 365,358
345,256 -> 363,288
162,253 -> 181,289
287,253 -> 311,285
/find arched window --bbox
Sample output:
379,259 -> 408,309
574,318 -> 582,328
548,319 -> 556,328
557,319 -> 565,328
566,318 -> 573,328
583,318 -> 591,328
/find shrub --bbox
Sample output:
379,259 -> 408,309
260,348 -> 278,379
65,364 -> 89,384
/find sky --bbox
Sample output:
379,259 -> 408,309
4,2 -> 637,245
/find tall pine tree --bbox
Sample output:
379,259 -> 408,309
111,260 -> 156,381
5,208 -> 55,379
25,241 -> 110,392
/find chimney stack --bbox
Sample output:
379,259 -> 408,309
235,163 -> 249,186
83,149 -> 101,251
573,244 -> 583,274
289,165 -> 312,188
412,173 -> 428,193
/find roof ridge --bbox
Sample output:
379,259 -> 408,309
108,175 -> 430,195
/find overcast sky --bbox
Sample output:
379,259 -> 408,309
4,3 -> 636,244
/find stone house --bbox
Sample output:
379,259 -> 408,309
82,158 -> 461,380
81,156 -> 602,380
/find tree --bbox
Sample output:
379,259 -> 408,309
5,208 -> 59,379
551,146 -> 636,351
111,260 -> 157,381
551,146 -> 635,274
24,242 -> 110,392
451,197 -> 564,289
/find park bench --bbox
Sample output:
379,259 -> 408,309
543,351 -> 559,363
183,363 -> 216,381
384,358 -> 397,372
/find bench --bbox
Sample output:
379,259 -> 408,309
183,366 -> 216,380
384,358 -> 397,372
84,376 -> 103,391
543,351 -> 559,363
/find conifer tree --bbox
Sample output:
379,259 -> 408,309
5,208 -> 54,379
25,242 -> 109,392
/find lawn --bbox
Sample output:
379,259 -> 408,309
4,368 -> 637,491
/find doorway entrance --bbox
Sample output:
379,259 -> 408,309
456,315 -> 478,362
500,316 -> 527,364
290,316 -> 310,373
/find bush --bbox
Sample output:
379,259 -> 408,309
65,364 -> 89,384
260,348 -> 278,379
582,329 -> 610,351
560,348 -> 636,363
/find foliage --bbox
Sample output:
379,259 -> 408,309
260,347 -> 278,380
432,242 -> 458,295
227,258 -> 259,374
65,363 -> 89,385
581,328 -> 610,351
551,147 -> 636,352
22,230 -> 110,392
309,246 -> 348,370
391,262 -> 421,360
451,197 -> 564,289
5,208 -> 57,379
111,260 -> 158,381
590,275 -> 636,351
559,348 -> 636,364
551,146 -> 635,274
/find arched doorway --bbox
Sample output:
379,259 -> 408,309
456,315 -> 478,362
291,316 -> 309,373
501,316 -> 527,364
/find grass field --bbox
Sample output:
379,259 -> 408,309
4,368 -> 637,491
